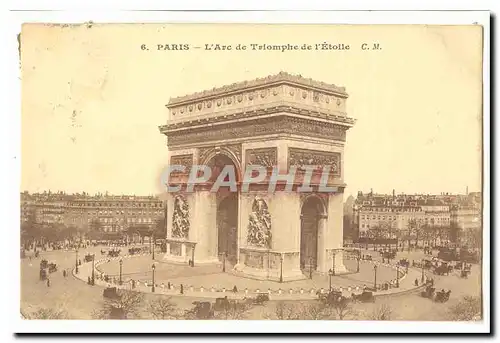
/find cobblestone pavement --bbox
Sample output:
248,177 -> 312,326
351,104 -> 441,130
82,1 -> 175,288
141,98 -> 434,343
21,247 -> 482,320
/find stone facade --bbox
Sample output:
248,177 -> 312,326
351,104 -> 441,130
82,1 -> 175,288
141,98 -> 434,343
159,72 -> 355,280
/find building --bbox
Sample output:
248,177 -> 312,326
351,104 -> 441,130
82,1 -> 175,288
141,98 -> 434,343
20,191 -> 165,233
353,190 -> 481,245
159,72 -> 355,281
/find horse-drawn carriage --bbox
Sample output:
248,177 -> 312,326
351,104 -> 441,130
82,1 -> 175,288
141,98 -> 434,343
460,269 -> 470,278
433,263 -> 452,276
351,291 -> 375,303
128,247 -> 142,255
421,285 -> 435,299
40,259 -> 48,269
103,287 -> 121,300
186,301 -> 215,319
398,258 -> 410,268
108,249 -> 121,257
434,290 -> 451,303
382,250 -> 396,260
48,263 -> 58,273
317,289 -> 344,305
84,254 -> 94,263
243,292 -> 270,305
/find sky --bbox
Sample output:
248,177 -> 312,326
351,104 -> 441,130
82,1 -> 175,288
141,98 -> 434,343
20,24 -> 483,198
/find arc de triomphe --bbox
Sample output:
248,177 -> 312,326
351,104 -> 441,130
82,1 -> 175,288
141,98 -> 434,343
159,72 -> 355,281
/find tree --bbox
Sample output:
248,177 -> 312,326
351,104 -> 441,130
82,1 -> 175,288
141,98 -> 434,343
148,297 -> 179,319
92,290 -> 145,319
369,303 -> 394,320
264,301 -> 301,320
25,308 -> 68,319
330,297 -> 355,320
213,301 -> 253,320
447,296 -> 481,321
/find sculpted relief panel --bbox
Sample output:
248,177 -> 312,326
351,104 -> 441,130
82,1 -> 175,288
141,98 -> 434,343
172,195 -> 190,239
170,154 -> 193,173
166,116 -> 347,147
245,147 -> 278,168
247,197 -> 272,248
288,148 -> 341,177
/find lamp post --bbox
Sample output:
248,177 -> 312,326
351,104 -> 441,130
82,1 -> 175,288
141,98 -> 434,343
357,250 -> 360,273
151,263 -> 156,293
119,259 -> 123,285
328,268 -> 334,291
421,262 -> 425,284
91,254 -> 95,285
279,253 -> 284,283
152,232 -> 155,260
332,250 -> 336,276
396,264 -> 400,288
374,265 -> 378,290
75,248 -> 79,274
309,256 -> 313,279
222,252 -> 227,273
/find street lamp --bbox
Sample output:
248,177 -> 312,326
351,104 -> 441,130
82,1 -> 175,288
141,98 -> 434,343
328,268 -> 334,291
152,232 -> 155,260
373,265 -> 378,290
396,264 -> 400,288
421,261 -> 425,284
332,251 -> 336,276
279,253 -> 284,283
119,259 -> 123,285
151,263 -> 156,293
75,248 -> 79,274
357,250 -> 361,273
91,254 -> 95,285
222,252 -> 227,273
309,256 -> 313,279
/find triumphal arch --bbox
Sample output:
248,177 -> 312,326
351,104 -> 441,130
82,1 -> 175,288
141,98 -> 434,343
159,72 -> 355,281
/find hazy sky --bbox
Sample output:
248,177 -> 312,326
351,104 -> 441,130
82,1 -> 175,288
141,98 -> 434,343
21,24 -> 483,197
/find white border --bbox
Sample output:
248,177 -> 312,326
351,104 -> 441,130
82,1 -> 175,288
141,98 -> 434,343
4,8 -> 491,335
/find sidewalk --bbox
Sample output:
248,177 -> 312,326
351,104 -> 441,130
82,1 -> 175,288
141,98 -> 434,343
74,253 -> 424,300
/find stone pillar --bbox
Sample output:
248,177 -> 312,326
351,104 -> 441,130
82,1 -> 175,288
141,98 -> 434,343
191,190 -> 219,264
317,215 -> 328,273
326,192 -> 347,274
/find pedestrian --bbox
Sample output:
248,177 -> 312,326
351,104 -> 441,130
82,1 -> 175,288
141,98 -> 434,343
414,278 -> 419,287
167,281 -> 171,290
180,284 -> 184,294
233,285 -> 238,293
47,278 -> 50,287
63,270 -> 66,277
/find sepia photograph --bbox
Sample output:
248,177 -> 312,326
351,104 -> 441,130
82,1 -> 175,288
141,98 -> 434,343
13,10 -> 490,334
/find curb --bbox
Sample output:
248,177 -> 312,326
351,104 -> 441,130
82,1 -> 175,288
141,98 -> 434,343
73,252 -> 422,300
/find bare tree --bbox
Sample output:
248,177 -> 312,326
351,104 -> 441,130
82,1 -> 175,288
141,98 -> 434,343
25,308 -> 68,319
148,296 -> 179,319
447,296 -> 482,321
264,301 -> 301,320
213,301 -> 253,320
331,297 -> 355,320
92,290 -> 145,319
369,303 -> 394,320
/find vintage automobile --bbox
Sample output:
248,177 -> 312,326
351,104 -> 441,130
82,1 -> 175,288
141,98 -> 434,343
39,268 -> 47,281
48,263 -> 58,273
351,291 -> 375,303
461,269 -> 470,278
434,290 -> 451,303
103,287 -> 121,299
398,258 -> 410,268
84,254 -> 94,263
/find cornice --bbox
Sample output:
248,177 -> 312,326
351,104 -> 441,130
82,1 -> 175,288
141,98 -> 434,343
167,71 -> 348,107
159,105 -> 355,134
